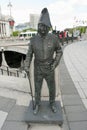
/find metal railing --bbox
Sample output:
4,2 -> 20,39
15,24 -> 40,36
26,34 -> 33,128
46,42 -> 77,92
0,65 -> 27,78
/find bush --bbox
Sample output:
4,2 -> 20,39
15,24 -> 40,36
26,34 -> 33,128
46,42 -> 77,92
12,31 -> 19,36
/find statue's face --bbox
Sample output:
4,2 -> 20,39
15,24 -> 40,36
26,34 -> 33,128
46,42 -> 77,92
38,23 -> 49,37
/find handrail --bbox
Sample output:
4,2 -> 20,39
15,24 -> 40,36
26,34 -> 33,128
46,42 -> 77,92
0,65 -> 27,78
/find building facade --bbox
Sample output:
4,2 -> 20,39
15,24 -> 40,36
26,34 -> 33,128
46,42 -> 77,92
30,14 -> 39,29
0,17 -> 10,38
0,12 -> 14,38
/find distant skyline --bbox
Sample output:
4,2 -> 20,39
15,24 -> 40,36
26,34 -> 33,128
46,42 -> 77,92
0,0 -> 87,30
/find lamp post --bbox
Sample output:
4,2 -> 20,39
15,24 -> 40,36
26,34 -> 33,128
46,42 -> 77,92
7,0 -> 12,17
7,0 -> 15,37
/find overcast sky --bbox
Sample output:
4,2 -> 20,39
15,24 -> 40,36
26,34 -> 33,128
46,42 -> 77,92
0,0 -> 87,30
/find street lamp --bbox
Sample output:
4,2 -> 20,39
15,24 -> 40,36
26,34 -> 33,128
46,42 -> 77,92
7,0 -> 12,17
7,0 -> 15,37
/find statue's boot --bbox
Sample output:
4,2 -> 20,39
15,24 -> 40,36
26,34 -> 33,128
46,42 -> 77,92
50,103 -> 57,113
33,105 -> 39,115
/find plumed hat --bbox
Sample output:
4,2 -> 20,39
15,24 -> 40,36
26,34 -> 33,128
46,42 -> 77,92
38,8 -> 52,28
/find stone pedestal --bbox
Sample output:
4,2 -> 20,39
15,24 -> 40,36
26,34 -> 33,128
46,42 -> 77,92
25,100 -> 63,126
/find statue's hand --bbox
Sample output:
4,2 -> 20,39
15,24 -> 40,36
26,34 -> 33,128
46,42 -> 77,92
24,67 -> 30,75
50,63 -> 56,72
19,66 -> 24,72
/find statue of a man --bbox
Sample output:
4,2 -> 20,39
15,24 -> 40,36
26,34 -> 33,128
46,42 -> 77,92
24,8 -> 63,115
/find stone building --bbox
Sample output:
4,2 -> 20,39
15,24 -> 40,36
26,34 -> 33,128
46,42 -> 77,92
0,7 -> 14,38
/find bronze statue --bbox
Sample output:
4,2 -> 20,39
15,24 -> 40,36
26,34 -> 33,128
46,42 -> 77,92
24,8 -> 63,115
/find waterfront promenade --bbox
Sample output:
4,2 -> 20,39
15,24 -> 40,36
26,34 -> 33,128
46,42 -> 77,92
0,39 -> 87,129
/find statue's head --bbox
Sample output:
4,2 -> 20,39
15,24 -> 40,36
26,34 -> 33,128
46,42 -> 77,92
38,23 -> 50,37
38,8 -> 52,37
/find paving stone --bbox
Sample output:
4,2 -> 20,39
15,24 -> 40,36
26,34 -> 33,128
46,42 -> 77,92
82,99 -> 87,109
6,105 -> 28,122
67,111 -> 87,121
0,111 -> 8,129
62,114 -> 69,130
0,96 -> 16,112
1,121 -> 28,130
69,121 -> 87,130
59,73 -> 71,80
60,80 -> 75,88
60,77 -> 72,82
1,99 -> 16,113
82,88 -> 87,97
0,96 -> 10,109
76,87 -> 86,98
79,81 -> 87,88
62,95 -> 83,106
61,86 -> 78,94
64,105 -> 86,114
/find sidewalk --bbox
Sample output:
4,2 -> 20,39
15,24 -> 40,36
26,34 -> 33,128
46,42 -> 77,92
0,40 -> 87,130
60,41 -> 87,130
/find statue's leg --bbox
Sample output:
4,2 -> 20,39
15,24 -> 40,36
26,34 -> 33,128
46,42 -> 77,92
34,70 -> 43,114
45,71 -> 57,112
34,73 -> 43,105
45,71 -> 55,104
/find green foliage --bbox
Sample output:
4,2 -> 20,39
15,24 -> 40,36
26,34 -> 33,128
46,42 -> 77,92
67,26 -> 87,35
75,26 -> 86,33
12,31 -> 19,36
22,28 -> 37,32
83,27 -> 86,33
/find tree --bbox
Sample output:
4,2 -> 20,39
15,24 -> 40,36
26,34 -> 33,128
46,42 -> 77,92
12,31 -> 19,37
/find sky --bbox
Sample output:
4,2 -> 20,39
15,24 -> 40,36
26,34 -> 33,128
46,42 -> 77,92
0,0 -> 87,31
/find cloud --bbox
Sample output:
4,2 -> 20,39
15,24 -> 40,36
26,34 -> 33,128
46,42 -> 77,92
47,0 -> 87,30
48,1 -> 73,15
1,0 -> 87,30
46,1 -> 75,30
12,8 -> 40,25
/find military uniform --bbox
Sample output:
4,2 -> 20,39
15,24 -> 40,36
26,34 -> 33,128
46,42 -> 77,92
25,33 -> 62,103
24,8 -> 63,114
